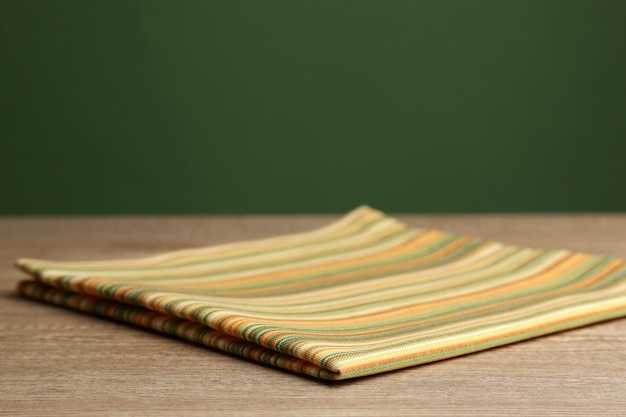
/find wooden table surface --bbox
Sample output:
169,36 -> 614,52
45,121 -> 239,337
1,214 -> 626,416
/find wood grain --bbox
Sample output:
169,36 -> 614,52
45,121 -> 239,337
1,214 -> 626,416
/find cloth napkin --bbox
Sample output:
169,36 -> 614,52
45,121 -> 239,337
16,206 -> 626,380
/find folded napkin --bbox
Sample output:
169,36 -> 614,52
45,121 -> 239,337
16,206 -> 626,380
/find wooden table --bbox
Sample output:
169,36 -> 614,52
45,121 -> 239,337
1,214 -> 625,416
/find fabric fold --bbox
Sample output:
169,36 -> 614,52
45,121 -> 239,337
15,206 -> 626,380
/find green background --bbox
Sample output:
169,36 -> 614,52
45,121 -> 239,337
2,0 -> 625,214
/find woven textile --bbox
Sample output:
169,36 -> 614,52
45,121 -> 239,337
15,206 -> 626,380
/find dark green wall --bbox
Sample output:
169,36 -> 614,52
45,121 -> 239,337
2,1 -> 625,214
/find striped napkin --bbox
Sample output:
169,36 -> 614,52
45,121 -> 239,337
16,206 -> 626,380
